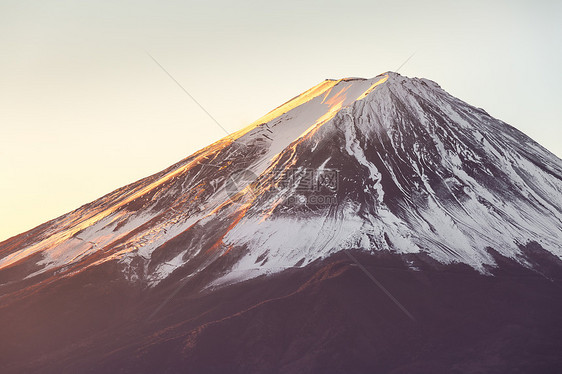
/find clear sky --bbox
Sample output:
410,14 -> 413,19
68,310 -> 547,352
1,0 -> 561,242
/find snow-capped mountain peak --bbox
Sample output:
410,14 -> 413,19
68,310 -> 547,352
1,72 -> 562,289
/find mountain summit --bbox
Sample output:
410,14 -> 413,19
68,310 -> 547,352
1,72 -> 562,373
2,72 -> 560,287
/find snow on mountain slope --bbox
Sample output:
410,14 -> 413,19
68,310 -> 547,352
1,72 -> 561,289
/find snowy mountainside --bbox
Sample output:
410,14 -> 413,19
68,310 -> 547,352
1,72 -> 561,289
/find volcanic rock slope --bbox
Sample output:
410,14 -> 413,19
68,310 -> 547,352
1,72 -> 562,374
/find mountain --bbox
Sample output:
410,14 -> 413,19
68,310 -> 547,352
1,72 -> 561,373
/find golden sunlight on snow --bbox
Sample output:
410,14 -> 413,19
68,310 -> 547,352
357,74 -> 389,100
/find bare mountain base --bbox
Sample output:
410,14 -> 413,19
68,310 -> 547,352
1,250 -> 561,374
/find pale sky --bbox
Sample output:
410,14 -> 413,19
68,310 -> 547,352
1,0 -> 561,241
